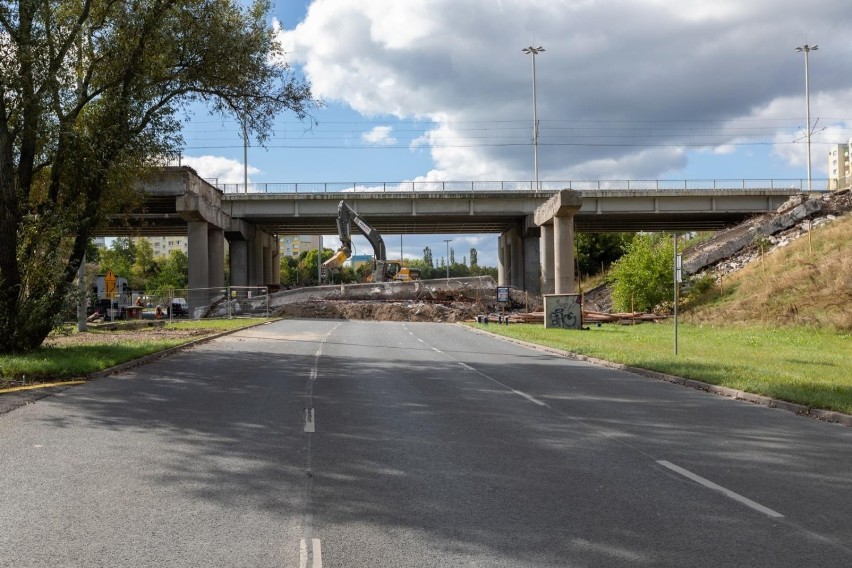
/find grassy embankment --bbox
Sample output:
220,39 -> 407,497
474,322 -> 851,414
0,318 -> 271,389
477,214 -> 852,414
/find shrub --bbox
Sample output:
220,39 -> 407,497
609,234 -> 674,312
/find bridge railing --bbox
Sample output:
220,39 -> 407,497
215,179 -> 830,194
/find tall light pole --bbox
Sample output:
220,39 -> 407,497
443,239 -> 452,278
522,46 -> 545,192
795,43 -> 818,193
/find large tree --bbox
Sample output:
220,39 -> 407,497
0,0 -> 314,352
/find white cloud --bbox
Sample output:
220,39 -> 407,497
182,155 -> 261,184
361,126 -> 397,145
277,0 -> 852,179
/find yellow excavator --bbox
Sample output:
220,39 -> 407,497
323,200 -> 421,282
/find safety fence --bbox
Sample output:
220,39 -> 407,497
98,286 -> 269,322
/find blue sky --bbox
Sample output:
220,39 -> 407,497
176,0 -> 852,267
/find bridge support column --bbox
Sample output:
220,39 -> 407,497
271,235 -> 281,286
540,224 -> 554,295
497,228 -> 520,287
263,235 -> 273,286
229,240 -> 248,287
523,218 -> 541,294
187,221 -> 209,291
534,190 -> 583,295
250,235 -> 264,286
208,227 -> 225,289
553,216 -> 575,294
510,228 -> 524,289
497,234 -> 508,286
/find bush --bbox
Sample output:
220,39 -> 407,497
609,234 -> 674,312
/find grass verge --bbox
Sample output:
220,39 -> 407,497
0,318 -> 272,389
470,321 -> 852,414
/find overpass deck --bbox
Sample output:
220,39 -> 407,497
105,169 -> 820,237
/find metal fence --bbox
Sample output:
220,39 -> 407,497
132,287 -> 269,321
215,178 -> 832,194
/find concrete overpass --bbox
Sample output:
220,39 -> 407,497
105,167 -> 808,295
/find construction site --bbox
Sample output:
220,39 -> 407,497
260,189 -> 851,326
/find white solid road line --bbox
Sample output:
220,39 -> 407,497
299,538 -> 322,568
304,408 -> 315,433
657,460 -> 784,519
427,342 -> 549,407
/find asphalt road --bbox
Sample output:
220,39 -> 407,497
1,319 -> 850,567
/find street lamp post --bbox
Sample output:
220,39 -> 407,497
522,46 -> 545,192
795,43 -> 818,193
443,239 -> 452,278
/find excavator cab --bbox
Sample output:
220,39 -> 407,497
385,262 -> 401,280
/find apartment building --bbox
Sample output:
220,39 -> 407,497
280,235 -> 321,258
134,236 -> 189,258
828,139 -> 851,190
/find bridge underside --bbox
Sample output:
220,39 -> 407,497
94,168 -> 803,300
100,210 -> 762,236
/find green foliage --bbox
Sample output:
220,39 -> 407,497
130,239 -> 160,290
575,233 -> 634,277
0,0 -> 315,353
147,250 -> 188,294
298,248 -> 334,285
609,234 -> 674,312
280,256 -> 299,286
98,239 -> 136,281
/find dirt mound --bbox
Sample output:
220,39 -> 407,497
275,300 -> 484,323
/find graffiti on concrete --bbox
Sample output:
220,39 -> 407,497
544,294 -> 582,330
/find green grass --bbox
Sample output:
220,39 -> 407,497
471,321 -> 852,414
0,318 -> 272,388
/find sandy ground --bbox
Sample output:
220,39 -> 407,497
44,323 -> 212,348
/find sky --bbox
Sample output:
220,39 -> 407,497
176,0 -> 852,268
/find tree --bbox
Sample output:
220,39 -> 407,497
575,233 -> 634,277
98,238 -> 136,281
469,248 -> 478,267
609,234 -> 674,312
449,247 -> 456,265
149,250 -> 188,294
0,0 -> 314,352
280,256 -> 298,287
130,238 -> 159,290
422,246 -> 433,268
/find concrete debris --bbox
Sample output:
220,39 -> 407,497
269,276 -> 543,323
683,190 -> 852,276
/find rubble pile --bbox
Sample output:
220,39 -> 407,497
685,189 -> 852,279
684,189 -> 852,279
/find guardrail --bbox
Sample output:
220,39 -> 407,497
215,179 -> 831,194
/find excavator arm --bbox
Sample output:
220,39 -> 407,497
323,201 -> 388,280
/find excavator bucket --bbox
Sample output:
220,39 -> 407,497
323,249 -> 349,269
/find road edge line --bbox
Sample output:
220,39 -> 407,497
457,323 -> 852,427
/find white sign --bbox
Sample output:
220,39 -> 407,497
496,286 -> 510,303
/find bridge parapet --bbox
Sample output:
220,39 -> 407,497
214,178 -> 831,195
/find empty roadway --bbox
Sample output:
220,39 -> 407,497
1,320 -> 850,567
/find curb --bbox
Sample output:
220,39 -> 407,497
460,324 -> 852,427
0,321 -> 276,414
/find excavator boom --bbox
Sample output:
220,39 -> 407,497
323,201 -> 389,280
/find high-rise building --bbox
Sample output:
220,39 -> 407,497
828,139 -> 851,190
